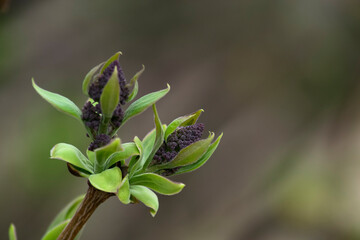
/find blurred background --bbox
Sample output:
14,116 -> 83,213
1,0 -> 360,239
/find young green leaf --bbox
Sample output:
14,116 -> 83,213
8,224 -> 17,240
121,84 -> 170,126
142,104 -> 164,171
41,220 -> 70,240
100,66 -> 120,118
50,143 -> 93,174
129,137 -> 144,175
82,62 -> 103,96
100,51 -> 122,73
126,65 -> 145,102
104,142 -> 139,169
130,185 -> 159,217
150,133 -> 214,171
164,109 -> 204,141
117,175 -> 130,204
173,133 -> 223,175
89,167 -> 122,193
32,79 -> 82,122
94,138 -> 122,173
46,195 -> 85,231
130,173 -> 185,195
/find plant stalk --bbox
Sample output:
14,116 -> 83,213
57,183 -> 113,240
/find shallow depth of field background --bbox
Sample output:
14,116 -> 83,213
1,1 -> 360,239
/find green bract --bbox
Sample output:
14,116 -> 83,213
26,51 -> 223,233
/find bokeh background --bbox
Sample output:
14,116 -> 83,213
1,0 -> 360,239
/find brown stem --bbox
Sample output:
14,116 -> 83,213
57,184 -> 113,240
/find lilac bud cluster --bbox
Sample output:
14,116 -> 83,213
152,123 -> 205,166
88,60 -> 129,104
81,60 -> 129,150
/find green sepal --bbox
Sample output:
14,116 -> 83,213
117,175 -> 131,204
32,79 -> 82,122
126,65 -> 145,102
82,62 -> 103,96
142,104 -> 165,171
130,173 -> 185,195
104,142 -> 139,169
94,138 -> 122,173
46,195 -> 85,232
130,185 -> 159,217
100,66 -> 120,118
149,133 -> 214,171
8,224 -> 17,240
121,84 -> 170,127
100,51 -> 122,73
89,167 -> 122,193
41,220 -> 70,240
50,143 -> 93,174
173,133 -> 223,175
164,109 -> 203,141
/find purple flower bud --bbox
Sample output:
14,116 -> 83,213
88,134 -> 111,151
152,123 -> 205,166
88,60 -> 129,105
111,103 -> 124,128
81,102 -> 101,133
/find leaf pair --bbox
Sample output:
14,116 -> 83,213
50,138 -> 138,175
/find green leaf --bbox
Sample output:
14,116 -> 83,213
41,220 -> 70,240
126,65 -> 145,102
129,137 -> 144,175
94,138 -> 122,173
50,143 -> 93,174
89,167 -> 122,193
100,51 -> 122,73
121,84 -> 170,126
130,173 -> 185,195
150,133 -> 214,171
130,185 -> 159,217
67,163 -> 92,178
32,79 -> 82,122
82,62 -> 103,96
100,66 -> 120,118
46,195 -> 85,231
164,109 -> 203,141
174,133 -> 223,175
104,142 -> 139,169
117,175 -> 130,204
8,224 -> 17,240
142,104 -> 164,171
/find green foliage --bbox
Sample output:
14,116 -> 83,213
82,62 -> 103,96
126,65 -> 145,102
121,84 -> 170,126
32,79 -> 82,122
89,167 -> 122,193
130,185 -> 159,217
8,224 -> 17,240
130,173 -> 185,195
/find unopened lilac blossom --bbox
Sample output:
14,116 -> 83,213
152,123 -> 205,165
81,101 -> 101,134
88,60 -> 129,104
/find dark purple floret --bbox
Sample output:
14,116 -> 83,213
88,134 -> 111,151
152,123 -> 205,165
88,60 -> 129,104
111,104 -> 124,128
81,102 -> 101,133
